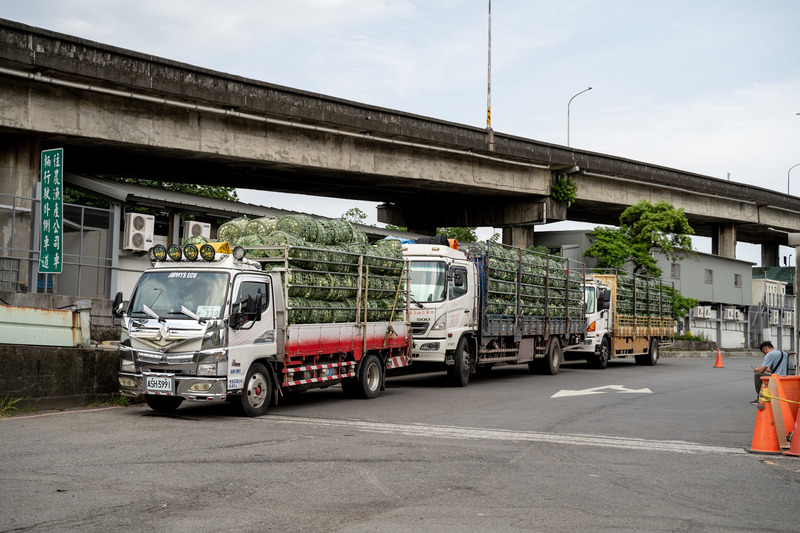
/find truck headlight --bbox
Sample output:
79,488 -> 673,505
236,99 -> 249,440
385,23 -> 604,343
431,315 -> 447,331
119,376 -> 136,388
198,363 -> 217,376
120,359 -> 135,372
419,342 -> 441,351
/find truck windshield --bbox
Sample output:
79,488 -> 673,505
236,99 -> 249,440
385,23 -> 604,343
128,271 -> 229,319
409,261 -> 446,303
584,286 -> 596,314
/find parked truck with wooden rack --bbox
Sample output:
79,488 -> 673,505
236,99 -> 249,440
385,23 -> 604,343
403,240 -> 586,386
114,240 -> 410,416
564,272 -> 674,368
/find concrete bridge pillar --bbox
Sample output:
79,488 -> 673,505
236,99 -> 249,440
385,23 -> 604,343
761,242 -> 780,267
711,223 -> 736,259
0,135 -> 39,199
501,226 -> 534,249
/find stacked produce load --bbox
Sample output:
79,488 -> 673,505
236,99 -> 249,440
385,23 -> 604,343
614,273 -> 673,318
199,214 -> 404,325
462,242 -> 584,319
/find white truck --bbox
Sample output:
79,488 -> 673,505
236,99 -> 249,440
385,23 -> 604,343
114,242 -> 410,416
403,240 -> 587,386
564,272 -> 674,368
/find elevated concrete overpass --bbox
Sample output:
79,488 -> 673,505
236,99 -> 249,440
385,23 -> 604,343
1,18 -> 798,264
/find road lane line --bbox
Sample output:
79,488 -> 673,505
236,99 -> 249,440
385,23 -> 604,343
267,415 -> 746,455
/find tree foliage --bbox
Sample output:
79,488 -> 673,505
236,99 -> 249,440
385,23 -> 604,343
342,207 -> 368,226
382,224 -> 479,243
584,200 -> 694,278
436,227 -> 478,242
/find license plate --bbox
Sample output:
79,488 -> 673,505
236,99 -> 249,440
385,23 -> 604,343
145,374 -> 174,393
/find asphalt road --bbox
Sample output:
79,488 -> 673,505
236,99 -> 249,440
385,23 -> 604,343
1,356 -> 798,532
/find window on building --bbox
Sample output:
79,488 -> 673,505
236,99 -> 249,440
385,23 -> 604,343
671,263 -> 680,279
705,269 -> 713,284
734,273 -> 742,288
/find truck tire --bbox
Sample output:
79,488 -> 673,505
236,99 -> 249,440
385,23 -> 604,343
591,337 -> 611,369
238,363 -> 272,417
530,337 -> 561,375
355,354 -> 383,399
447,336 -> 471,387
635,338 -> 659,366
144,395 -> 183,413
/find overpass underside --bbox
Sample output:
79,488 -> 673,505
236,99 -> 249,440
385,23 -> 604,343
1,17 -> 799,262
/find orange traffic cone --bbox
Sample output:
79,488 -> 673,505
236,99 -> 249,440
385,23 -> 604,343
783,410 -> 800,457
747,386 -> 782,454
713,348 -> 723,368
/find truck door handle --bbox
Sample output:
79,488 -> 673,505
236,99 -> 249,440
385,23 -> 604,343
464,309 -> 470,313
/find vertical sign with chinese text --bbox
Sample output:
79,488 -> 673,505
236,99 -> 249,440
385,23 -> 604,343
39,148 -> 63,274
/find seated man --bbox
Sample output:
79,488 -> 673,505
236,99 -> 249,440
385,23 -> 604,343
752,341 -> 790,403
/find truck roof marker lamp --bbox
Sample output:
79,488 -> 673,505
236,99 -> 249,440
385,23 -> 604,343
232,246 -> 246,261
168,244 -> 183,261
149,244 -> 168,262
183,244 -> 199,261
200,242 -> 233,262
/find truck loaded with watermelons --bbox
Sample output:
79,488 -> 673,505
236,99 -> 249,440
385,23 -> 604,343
403,238 -> 587,386
114,215 -> 410,416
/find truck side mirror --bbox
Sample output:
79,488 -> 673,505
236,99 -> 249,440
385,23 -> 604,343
246,293 -> 263,323
112,291 -> 125,318
600,288 -> 612,311
453,270 -> 465,287
232,294 -> 261,329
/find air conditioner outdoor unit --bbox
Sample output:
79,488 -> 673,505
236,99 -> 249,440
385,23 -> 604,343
769,310 -> 780,325
703,307 -> 712,318
183,220 -> 211,241
692,306 -> 706,318
723,308 -> 737,321
735,310 -> 745,321
123,213 -> 155,251
783,312 -> 794,326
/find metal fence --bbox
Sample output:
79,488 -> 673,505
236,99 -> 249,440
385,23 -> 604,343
0,192 -> 115,298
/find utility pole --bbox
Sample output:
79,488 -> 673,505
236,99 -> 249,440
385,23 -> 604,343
486,0 -> 494,152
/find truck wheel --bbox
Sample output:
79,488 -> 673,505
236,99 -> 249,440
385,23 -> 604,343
447,336 -> 471,387
591,338 -> 611,369
636,339 -> 659,366
356,354 -> 383,399
531,338 -> 561,375
238,363 -> 272,417
144,395 -> 183,413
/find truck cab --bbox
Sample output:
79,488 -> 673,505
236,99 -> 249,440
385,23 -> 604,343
403,244 -> 477,370
564,276 -> 613,368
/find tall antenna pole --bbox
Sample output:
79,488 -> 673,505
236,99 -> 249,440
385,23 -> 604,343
487,0 -> 495,151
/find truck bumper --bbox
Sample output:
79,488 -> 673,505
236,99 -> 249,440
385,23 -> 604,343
118,372 -> 228,401
565,338 -> 600,355
410,338 -> 448,364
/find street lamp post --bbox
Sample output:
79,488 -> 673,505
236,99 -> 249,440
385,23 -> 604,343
567,87 -> 593,147
788,163 -> 800,195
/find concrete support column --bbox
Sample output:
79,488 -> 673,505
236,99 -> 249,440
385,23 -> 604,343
711,223 -> 736,259
501,226 -> 534,249
761,242 -> 780,267
0,135 -> 40,199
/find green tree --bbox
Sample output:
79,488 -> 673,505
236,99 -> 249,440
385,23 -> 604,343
584,200 -> 694,278
342,207 -> 368,226
382,224 -> 479,243
670,288 -> 699,320
437,227 -> 478,242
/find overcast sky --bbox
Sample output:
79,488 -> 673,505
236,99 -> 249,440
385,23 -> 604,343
4,1 -> 799,262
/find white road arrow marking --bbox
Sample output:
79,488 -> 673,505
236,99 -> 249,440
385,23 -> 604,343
551,385 -> 652,398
